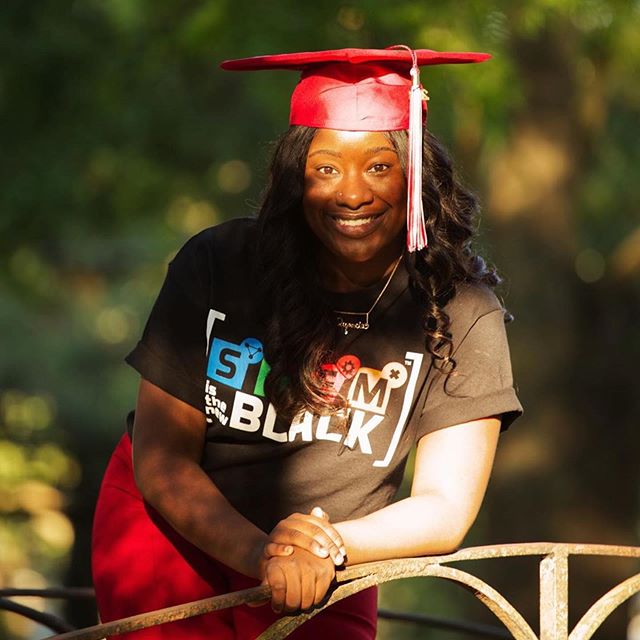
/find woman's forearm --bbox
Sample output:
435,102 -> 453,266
334,493 -> 467,566
336,419 -> 501,566
131,379 -> 268,579
136,455 -> 268,579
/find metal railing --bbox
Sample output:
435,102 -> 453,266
1,542 -> 639,639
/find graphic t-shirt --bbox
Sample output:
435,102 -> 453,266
126,218 -> 522,532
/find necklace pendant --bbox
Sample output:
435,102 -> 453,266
332,256 -> 402,336
336,314 -> 368,335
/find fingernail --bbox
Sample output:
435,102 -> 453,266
285,546 -> 293,553
335,553 -> 344,565
341,547 -> 347,556
319,548 -> 329,557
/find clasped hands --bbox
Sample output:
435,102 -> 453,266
255,507 -> 346,614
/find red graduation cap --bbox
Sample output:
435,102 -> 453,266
221,47 -> 490,252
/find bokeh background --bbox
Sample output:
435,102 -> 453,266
1,1 -> 639,638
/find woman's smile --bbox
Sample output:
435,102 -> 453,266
327,209 -> 387,235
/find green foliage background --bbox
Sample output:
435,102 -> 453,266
1,1 -> 638,638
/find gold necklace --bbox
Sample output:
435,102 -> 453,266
333,257 -> 402,335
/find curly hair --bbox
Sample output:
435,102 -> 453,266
255,126 -> 500,422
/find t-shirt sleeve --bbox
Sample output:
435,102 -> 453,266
125,233 -> 212,413
415,290 -> 523,439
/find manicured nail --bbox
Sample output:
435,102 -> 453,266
318,547 -> 329,557
341,547 -> 347,556
335,553 -> 344,565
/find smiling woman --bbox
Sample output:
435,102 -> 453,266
303,129 -> 407,285
91,47 -> 522,639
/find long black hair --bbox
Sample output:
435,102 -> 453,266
255,126 -> 500,421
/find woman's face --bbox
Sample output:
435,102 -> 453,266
303,129 -> 406,268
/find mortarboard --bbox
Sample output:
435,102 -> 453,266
221,47 -> 490,252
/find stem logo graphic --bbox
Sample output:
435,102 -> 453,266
204,309 -> 423,466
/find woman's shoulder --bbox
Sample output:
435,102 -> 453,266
178,216 -> 257,256
448,282 -> 504,315
164,216 -> 258,294
171,216 -> 257,269
445,282 -> 508,338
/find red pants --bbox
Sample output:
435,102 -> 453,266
92,434 -> 377,639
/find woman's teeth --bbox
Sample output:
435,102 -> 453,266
334,215 -> 380,226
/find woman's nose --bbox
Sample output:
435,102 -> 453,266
335,173 -> 374,209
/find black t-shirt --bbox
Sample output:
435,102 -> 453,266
126,218 -> 522,532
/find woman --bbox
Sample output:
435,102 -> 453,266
92,47 -> 522,639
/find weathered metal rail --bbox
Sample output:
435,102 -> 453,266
261,543 -> 640,640
2,542 -> 638,639
0,591 -> 510,639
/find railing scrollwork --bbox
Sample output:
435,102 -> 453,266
1,542 -> 638,639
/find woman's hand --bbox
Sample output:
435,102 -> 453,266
265,507 -> 347,566
263,547 -> 336,613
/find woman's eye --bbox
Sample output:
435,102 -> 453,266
369,163 -> 390,173
318,166 -> 337,175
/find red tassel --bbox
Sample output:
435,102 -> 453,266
406,59 -> 428,252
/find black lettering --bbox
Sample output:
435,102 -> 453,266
351,373 -> 388,409
217,347 -> 240,380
